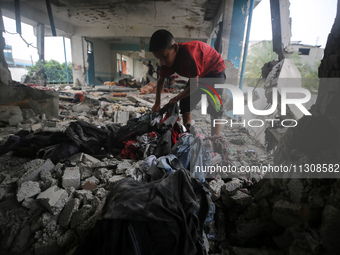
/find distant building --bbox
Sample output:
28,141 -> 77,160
289,41 -> 324,66
248,40 -> 324,66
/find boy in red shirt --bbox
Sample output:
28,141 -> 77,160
149,29 -> 225,136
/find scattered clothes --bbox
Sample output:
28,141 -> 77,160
171,134 -> 212,182
119,140 -> 139,159
154,104 -> 181,157
136,132 -> 158,158
171,133 -> 193,170
65,120 -> 109,156
139,155 -> 159,173
75,169 -> 209,255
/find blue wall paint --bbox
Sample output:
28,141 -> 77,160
227,0 -> 249,69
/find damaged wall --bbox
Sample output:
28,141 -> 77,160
274,0 -> 340,165
0,30 -> 12,87
86,38 -> 112,83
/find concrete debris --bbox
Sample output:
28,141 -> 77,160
16,181 -> 41,202
0,83 -> 338,255
0,105 -> 23,126
37,185 -> 69,215
59,198 -> 81,228
62,166 -> 81,189
17,159 -> 55,186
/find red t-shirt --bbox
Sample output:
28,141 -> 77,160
160,41 -> 225,79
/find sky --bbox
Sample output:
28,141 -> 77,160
249,0 -> 338,47
1,0 -> 338,64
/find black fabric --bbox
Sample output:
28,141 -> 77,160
109,116 -> 153,150
76,169 -> 209,255
74,220 -> 154,255
65,120 -> 109,155
154,103 -> 180,157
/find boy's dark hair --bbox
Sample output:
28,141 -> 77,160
149,29 -> 175,52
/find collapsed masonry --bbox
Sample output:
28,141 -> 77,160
0,90 -> 339,254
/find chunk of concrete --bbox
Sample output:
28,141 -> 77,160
36,185 -> 68,215
209,176 -> 225,201
116,160 -> 134,174
18,159 -> 55,186
230,191 -> 253,206
272,200 -> 302,228
113,111 -> 129,124
68,152 -> 101,165
72,103 -> 90,113
59,198 -> 81,228
31,123 -> 42,132
0,106 -> 23,126
105,175 -> 126,190
62,166 -> 80,189
17,181 -> 41,202
82,176 -> 99,191
221,179 -> 243,196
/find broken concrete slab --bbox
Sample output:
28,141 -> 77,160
62,166 -> 81,189
209,176 -> 225,201
68,153 -> 101,165
94,168 -> 113,183
0,105 -> 23,126
0,86 -> 59,118
17,181 -> 41,202
272,200 -> 303,228
113,111 -> 129,124
21,197 -> 41,211
230,191 -> 253,207
116,160 -> 134,174
105,175 -> 126,190
36,186 -> 69,215
17,159 -> 55,187
72,103 -> 90,113
31,123 -> 42,132
59,198 -> 81,228
221,179 -> 243,196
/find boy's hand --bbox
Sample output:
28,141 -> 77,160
169,96 -> 179,105
151,103 -> 161,113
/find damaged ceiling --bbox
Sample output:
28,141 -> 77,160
0,0 -> 221,43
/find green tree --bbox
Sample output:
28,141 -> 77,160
244,41 -> 278,86
244,41 -> 320,93
287,52 -> 320,94
27,59 -> 73,84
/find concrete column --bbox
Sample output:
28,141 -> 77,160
270,0 -> 291,60
220,0 -> 234,61
70,35 -> 87,86
0,31 -> 12,86
37,23 -> 45,61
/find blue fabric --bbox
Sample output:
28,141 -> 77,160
140,155 -> 159,173
171,134 -> 194,170
157,154 -> 177,175
171,134 -> 212,182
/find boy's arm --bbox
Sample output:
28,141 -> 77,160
169,76 -> 199,104
151,77 -> 165,113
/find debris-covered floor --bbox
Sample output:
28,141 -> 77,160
0,82 -> 338,255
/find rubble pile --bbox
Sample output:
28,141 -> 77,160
1,84 -> 338,255
0,153 -> 144,254
206,176 -> 340,255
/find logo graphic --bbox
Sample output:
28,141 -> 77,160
198,82 -> 223,114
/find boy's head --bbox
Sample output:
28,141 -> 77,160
149,29 -> 178,67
